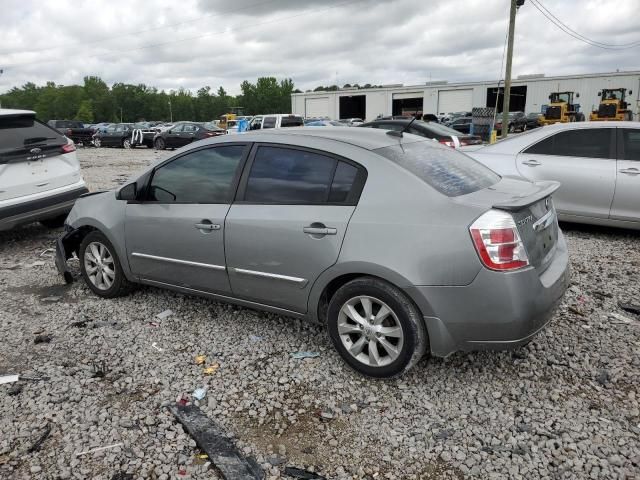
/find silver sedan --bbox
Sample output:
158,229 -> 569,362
56,128 -> 568,377
467,121 -> 640,230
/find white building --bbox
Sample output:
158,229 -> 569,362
291,70 -> 640,121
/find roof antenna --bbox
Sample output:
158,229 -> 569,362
386,115 -> 417,138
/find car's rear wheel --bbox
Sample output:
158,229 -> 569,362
40,214 -> 67,229
154,137 -> 165,150
508,124 -> 515,133
93,137 -> 101,148
327,277 -> 427,378
122,138 -> 132,149
522,124 -> 527,131
79,231 -> 133,298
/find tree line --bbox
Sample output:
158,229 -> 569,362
0,75 -> 300,123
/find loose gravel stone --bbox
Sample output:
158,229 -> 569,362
0,148 -> 639,479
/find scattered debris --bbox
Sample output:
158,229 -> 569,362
34,334 -> 52,344
434,429 -> 453,440
19,373 -> 49,382
169,404 -> 263,480
289,351 -> 320,360
596,369 -> 610,386
192,387 -> 207,400
8,383 -> 23,396
318,409 -> 334,421
151,342 -> 164,352
203,363 -> 219,375
195,355 -> 207,365
176,393 -> 190,406
568,306 -> 585,316
76,443 -> 124,457
618,301 -> 640,315
592,290 -> 612,299
249,335 -> 262,342
609,312 -> 638,325
110,473 -> 134,480
0,263 -> 21,270
156,309 -> 173,320
147,322 -> 160,327
40,248 -> 55,257
27,261 -> 45,268
283,467 -> 326,479
91,361 -> 109,378
70,319 -> 88,328
27,424 -> 52,453
41,296 -> 62,303
0,374 -> 19,385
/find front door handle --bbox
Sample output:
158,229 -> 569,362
303,224 -> 337,236
195,222 -> 221,231
522,159 -> 542,167
619,168 -> 640,176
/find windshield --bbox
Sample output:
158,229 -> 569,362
203,122 -> 224,131
375,141 -> 500,197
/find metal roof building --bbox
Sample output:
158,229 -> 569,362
291,70 -> 640,121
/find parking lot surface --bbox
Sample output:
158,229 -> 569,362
1,147 -> 639,479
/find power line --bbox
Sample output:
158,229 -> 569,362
3,0 -> 363,68
2,0 -> 281,56
529,0 -> 640,50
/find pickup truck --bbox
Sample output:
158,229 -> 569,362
47,120 -> 95,146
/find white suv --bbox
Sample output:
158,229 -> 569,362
0,109 -> 88,231
248,114 -> 304,130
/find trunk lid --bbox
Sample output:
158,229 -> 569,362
455,177 -> 560,271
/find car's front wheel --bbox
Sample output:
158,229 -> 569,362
154,137 -> 165,150
93,137 -> 101,148
327,277 -> 427,378
122,138 -> 132,149
79,231 -> 133,298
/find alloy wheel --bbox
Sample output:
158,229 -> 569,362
337,295 -> 404,367
123,138 -> 131,149
83,242 -> 116,291
93,137 -> 101,147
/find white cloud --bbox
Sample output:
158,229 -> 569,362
0,0 -> 638,95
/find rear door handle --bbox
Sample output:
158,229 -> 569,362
522,159 -> 541,167
619,168 -> 640,175
303,225 -> 337,236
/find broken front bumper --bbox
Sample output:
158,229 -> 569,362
55,226 -> 82,284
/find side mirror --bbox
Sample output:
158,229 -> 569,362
629,90 -> 633,95
576,93 -> 580,98
548,94 -> 552,100
597,92 -> 601,96
117,182 -> 137,201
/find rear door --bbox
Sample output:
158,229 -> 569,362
610,128 -> 640,222
0,114 -> 80,200
178,124 -> 198,147
165,124 -> 183,148
125,144 -> 248,293
516,127 -> 616,218
225,144 -> 365,312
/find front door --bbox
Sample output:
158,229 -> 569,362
176,124 -> 197,147
610,128 -> 640,222
516,127 -> 616,218
103,125 -> 117,146
125,144 -> 248,293
164,124 -> 183,148
225,145 -> 364,312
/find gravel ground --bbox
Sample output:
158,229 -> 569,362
1,147 -> 639,480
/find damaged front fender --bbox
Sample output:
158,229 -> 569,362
55,227 -> 85,284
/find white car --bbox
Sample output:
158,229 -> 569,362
467,121 -> 640,229
0,109 -> 88,231
248,114 -> 304,130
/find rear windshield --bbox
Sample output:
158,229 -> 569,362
375,141 -> 500,197
420,121 -> 462,137
0,116 -> 66,153
53,120 -> 84,128
280,116 -> 304,128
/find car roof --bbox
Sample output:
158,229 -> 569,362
0,108 -> 36,116
201,126 -> 430,151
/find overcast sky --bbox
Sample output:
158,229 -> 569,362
1,0 -> 638,95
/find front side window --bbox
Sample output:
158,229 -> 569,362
148,145 -> 245,203
250,118 -> 262,130
262,117 -> 277,129
170,124 -> 184,133
375,141 -> 500,197
183,124 -> 197,133
524,128 -> 612,158
245,146 -> 337,203
621,129 -> 640,161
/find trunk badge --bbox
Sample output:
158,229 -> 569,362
30,147 -> 42,154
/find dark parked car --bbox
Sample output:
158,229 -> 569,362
360,119 -> 482,148
495,111 -> 528,133
525,112 -> 542,129
93,123 -> 136,148
153,122 -> 226,150
447,117 -> 473,134
47,120 -> 95,145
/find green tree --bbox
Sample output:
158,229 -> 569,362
75,100 -> 94,123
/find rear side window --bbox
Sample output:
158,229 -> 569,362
262,117 -> 277,129
148,145 -> 245,203
329,162 -> 358,202
375,141 -> 500,197
280,116 -> 304,127
620,129 -> 640,161
525,129 -> 613,158
0,116 -> 65,153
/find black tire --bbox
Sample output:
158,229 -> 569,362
93,137 -> 102,148
40,214 -> 67,229
327,277 -> 428,378
522,124 -> 527,132
154,137 -> 165,150
79,231 -> 134,298
122,137 -> 132,149
508,123 -> 515,133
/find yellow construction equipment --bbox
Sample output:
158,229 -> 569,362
540,91 -> 585,125
218,113 -> 237,130
590,88 -> 634,121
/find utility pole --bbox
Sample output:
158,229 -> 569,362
501,0 -> 522,138
168,100 -> 173,123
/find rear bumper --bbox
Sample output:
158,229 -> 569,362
0,185 -> 89,231
405,232 -> 570,357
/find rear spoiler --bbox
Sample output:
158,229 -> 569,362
492,180 -> 560,211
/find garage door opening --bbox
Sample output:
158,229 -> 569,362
392,97 -> 423,117
486,85 -> 527,112
339,95 -> 366,120
305,97 -> 330,118
437,89 -> 473,115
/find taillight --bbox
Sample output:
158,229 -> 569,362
61,143 -> 76,154
438,138 -> 455,148
470,210 -> 529,271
